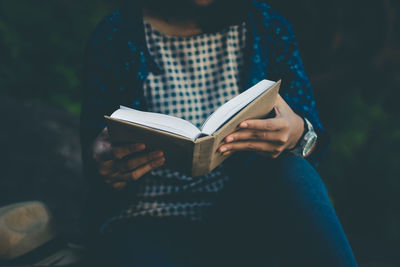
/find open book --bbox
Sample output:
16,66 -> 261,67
105,79 -> 281,176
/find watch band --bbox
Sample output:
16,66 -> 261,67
290,117 -> 317,158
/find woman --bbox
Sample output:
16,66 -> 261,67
80,0 -> 357,265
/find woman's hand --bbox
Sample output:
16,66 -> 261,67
218,94 -> 304,158
91,128 -> 165,190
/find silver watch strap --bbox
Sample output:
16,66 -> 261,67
290,117 -> 316,157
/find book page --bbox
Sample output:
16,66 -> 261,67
111,106 -> 201,140
200,79 -> 276,135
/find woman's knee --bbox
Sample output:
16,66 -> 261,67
247,152 -> 331,205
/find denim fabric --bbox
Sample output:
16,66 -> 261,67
92,152 -> 357,267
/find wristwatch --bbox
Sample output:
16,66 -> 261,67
291,118 -> 318,158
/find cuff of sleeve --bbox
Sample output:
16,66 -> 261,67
308,124 -> 330,168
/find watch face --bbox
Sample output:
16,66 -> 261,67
302,132 -> 317,157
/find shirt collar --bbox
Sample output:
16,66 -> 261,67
121,2 -> 268,91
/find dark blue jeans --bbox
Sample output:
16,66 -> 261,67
93,152 -> 357,266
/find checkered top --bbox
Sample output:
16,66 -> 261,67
106,20 -> 247,226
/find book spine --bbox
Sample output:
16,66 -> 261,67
191,136 -> 215,177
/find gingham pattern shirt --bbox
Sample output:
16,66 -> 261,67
108,20 -> 247,223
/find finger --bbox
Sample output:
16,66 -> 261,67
117,150 -> 164,172
130,157 -> 166,180
219,141 -> 283,155
109,157 -> 165,182
98,159 -> 115,176
224,129 -> 285,143
221,150 -> 236,157
275,94 -> 284,104
111,181 -> 128,190
104,171 -> 127,183
274,94 -> 287,109
239,118 -> 289,131
109,157 -> 166,182
97,160 -> 115,170
274,95 -> 294,118
113,143 -> 146,159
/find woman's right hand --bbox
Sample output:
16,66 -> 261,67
91,128 -> 166,190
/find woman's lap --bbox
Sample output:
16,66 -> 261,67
225,152 -> 357,266
94,218 -> 205,267
93,152 -> 357,266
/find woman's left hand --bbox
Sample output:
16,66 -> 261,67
218,94 -> 305,159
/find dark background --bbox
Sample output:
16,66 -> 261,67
1,0 -> 399,265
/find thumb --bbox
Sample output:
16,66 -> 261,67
274,94 -> 292,117
274,94 -> 285,117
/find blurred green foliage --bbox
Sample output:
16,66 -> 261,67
0,0 -> 124,114
0,0 -> 399,256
